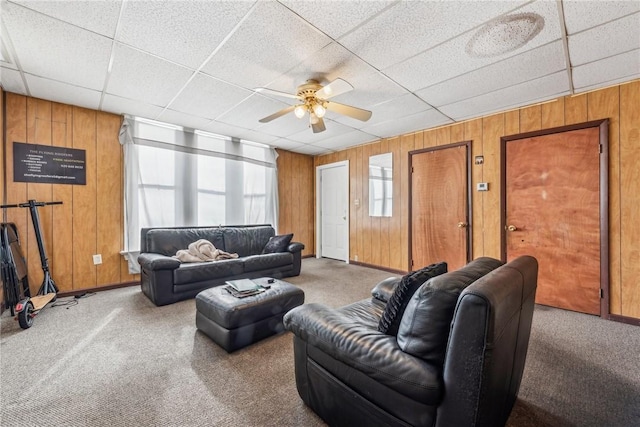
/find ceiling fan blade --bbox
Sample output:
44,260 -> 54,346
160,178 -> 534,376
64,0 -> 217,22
325,101 -> 372,122
311,117 -> 326,133
316,78 -> 353,100
258,105 -> 296,123
254,87 -> 301,100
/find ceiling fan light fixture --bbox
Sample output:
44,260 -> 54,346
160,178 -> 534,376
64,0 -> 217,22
313,103 -> 326,118
309,112 -> 320,125
294,105 -> 306,119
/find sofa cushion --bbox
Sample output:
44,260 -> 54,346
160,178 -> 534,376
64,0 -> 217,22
173,258 -> 244,285
262,233 -> 293,254
223,226 -> 274,257
371,277 -> 401,303
146,228 -> 225,257
397,257 -> 504,366
378,262 -> 448,335
243,252 -> 292,272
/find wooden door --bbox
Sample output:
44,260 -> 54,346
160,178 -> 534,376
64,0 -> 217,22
320,163 -> 348,261
503,123 -> 606,315
410,143 -> 470,272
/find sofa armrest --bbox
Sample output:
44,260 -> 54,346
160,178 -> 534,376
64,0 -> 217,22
284,303 -> 440,403
287,241 -> 305,253
371,276 -> 400,303
138,253 -> 181,271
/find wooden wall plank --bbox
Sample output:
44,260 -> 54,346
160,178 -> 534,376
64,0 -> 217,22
542,98 -> 565,128
505,110 -> 520,136
389,137 -> 403,270
588,86 -> 621,315
520,104 -> 542,132
450,123 -> 465,143
565,93 -> 588,125
51,103 -> 74,292
465,118 -> 484,259
377,139 -> 389,267
619,80 -> 640,318
436,126 -> 450,146
347,148 -> 357,261
481,114 -> 504,259
72,107 -> 97,289
96,113 -> 122,286
423,129 -> 437,149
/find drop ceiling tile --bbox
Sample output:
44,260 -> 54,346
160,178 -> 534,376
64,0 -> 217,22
117,0 -> 254,69
25,73 -> 101,110
256,111 -> 311,139
361,109 -> 453,139
216,94 -> 291,130
291,143 -> 332,156
156,109 -> 213,131
440,71 -> 570,121
12,0 -> 121,37
108,44 -> 193,107
102,94 -> 164,120
384,0 -> 562,91
169,73 -> 253,120
287,119 -> 357,144
231,128 -> 280,145
568,13 -> 640,66
572,49 -> 640,90
2,2 -> 112,90
270,139 -> 308,152
311,130 -> 378,150
279,0 -> 395,39
202,120 -> 250,139
201,1 -> 331,89
563,0 -> 640,34
1,67 -> 26,94
340,0 -> 528,70
333,93 -> 432,129
417,41 -> 566,107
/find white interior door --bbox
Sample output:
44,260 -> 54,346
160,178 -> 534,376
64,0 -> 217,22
318,162 -> 348,261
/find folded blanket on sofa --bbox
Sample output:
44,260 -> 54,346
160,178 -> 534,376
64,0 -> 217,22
174,239 -> 238,263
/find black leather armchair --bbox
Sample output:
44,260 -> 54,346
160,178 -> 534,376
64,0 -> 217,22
284,256 -> 538,427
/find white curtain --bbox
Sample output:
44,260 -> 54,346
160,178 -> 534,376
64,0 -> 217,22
119,117 -> 279,274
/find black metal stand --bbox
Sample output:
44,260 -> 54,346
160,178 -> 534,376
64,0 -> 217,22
1,200 -> 62,295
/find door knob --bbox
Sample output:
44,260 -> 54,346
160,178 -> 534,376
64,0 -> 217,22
457,222 -> 468,228
507,225 -> 517,232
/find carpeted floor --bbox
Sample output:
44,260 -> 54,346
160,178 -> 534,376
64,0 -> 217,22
1,258 -> 639,426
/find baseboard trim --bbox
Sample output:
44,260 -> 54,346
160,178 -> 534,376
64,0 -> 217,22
607,314 -> 640,326
58,281 -> 140,298
349,261 -> 407,275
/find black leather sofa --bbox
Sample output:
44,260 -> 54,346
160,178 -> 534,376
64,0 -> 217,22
283,256 -> 538,427
138,225 -> 304,306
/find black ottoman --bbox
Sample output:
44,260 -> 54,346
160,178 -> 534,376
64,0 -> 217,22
195,278 -> 304,352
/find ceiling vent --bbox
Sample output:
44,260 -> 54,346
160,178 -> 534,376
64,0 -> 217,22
466,13 -> 545,58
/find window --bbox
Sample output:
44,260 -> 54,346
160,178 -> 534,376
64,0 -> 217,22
119,118 -> 278,273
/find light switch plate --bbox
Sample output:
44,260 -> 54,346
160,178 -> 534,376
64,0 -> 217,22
477,182 -> 489,191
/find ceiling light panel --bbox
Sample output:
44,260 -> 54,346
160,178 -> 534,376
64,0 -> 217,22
568,13 -> 640,67
279,0 -> 395,39
26,73 -> 102,110
117,0 -> 254,69
572,49 -> 640,91
440,71 -> 569,120
107,44 -> 193,106
169,73 -> 253,120
384,0 -> 561,92
0,66 -> 26,94
11,0 -> 121,38
201,1 -> 331,90
417,40 -> 566,107
340,0 -> 528,70
2,2 -> 112,91
562,0 -> 640,35
102,94 -> 165,120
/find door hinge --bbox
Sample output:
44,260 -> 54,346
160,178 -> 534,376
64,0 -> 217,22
411,166 -> 414,173
411,259 -> 414,267
600,288 -> 604,299
599,144 -> 603,154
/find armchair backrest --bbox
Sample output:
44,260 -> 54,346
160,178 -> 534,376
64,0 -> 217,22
436,256 -> 538,427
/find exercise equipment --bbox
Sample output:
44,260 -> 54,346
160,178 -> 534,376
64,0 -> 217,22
1,200 -> 62,328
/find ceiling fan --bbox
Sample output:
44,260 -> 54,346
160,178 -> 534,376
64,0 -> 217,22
256,78 -> 372,133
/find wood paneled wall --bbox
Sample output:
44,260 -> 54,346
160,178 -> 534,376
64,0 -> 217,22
315,80 -> 640,319
276,149 -> 314,257
2,93 -> 138,295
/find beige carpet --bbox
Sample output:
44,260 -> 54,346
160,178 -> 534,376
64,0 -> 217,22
1,258 -> 639,426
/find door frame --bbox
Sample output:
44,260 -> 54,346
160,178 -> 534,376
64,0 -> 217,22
316,160 -> 349,262
408,141 -> 472,272
500,119 -> 609,317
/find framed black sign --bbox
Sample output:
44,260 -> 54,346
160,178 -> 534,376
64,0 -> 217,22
13,142 -> 86,185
